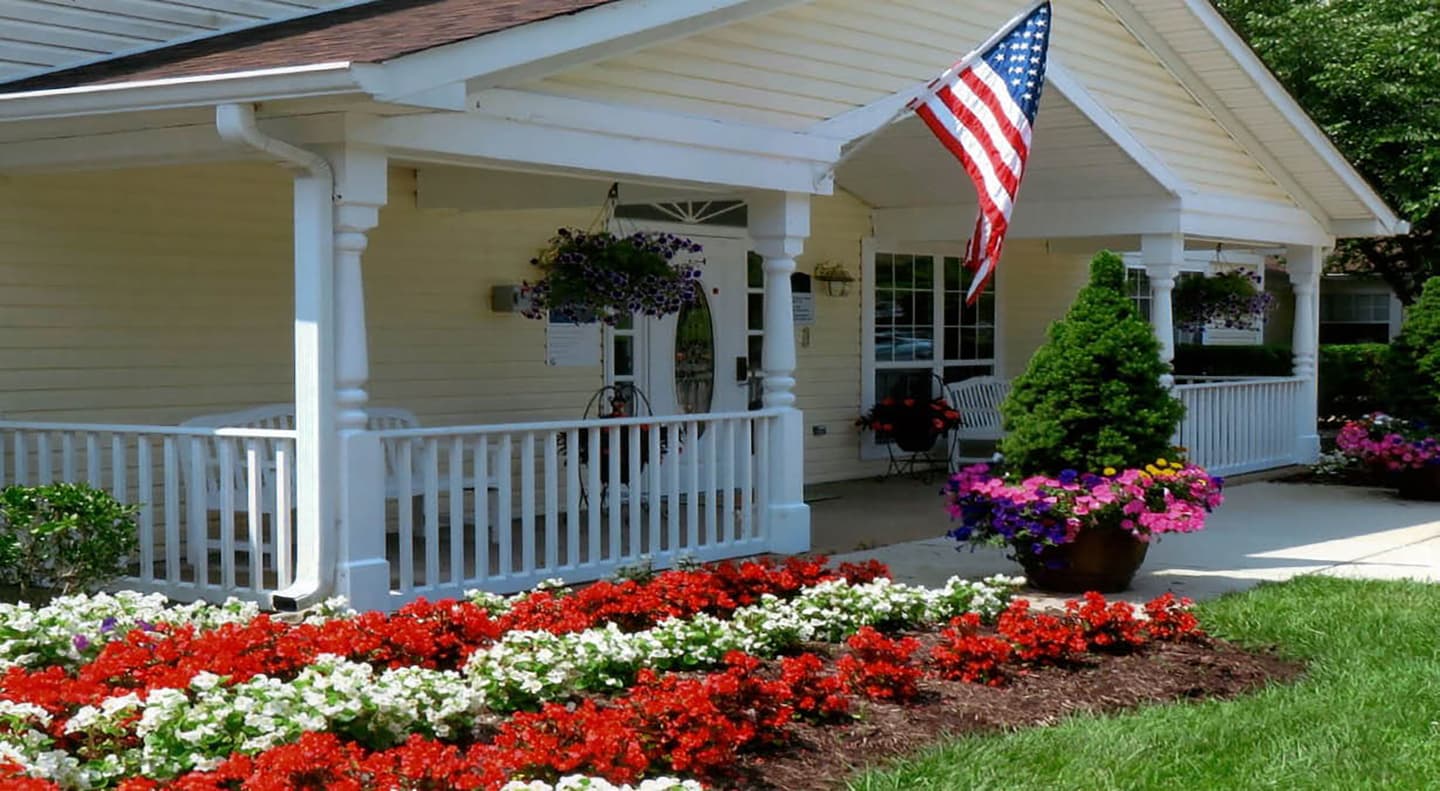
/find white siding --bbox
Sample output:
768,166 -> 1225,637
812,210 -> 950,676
0,0 -> 348,81
527,0 -> 1293,204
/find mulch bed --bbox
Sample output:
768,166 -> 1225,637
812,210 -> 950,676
726,633 -> 1303,791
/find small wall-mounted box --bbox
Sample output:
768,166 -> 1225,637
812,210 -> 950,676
491,285 -> 533,313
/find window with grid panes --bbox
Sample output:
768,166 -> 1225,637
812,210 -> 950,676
1320,292 -> 1394,344
871,252 -> 996,404
1127,268 -> 1152,322
746,252 -> 765,408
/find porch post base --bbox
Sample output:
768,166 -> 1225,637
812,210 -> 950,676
335,559 -> 391,613
767,503 -> 811,555
336,430 -> 390,613
1295,434 -> 1321,466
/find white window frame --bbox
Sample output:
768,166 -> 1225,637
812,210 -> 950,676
860,238 -> 1003,460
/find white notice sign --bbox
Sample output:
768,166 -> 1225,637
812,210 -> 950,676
546,321 -> 601,367
792,293 -> 815,326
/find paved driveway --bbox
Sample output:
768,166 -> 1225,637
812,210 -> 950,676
823,481 -> 1440,604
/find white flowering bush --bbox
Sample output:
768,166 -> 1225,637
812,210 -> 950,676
501,778 -> 704,791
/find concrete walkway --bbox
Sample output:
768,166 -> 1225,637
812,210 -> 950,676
818,480 -> 1440,605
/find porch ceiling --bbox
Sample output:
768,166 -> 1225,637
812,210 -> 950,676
836,91 -> 1169,210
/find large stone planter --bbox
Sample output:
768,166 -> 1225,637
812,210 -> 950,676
1395,465 -> 1440,501
1014,526 -> 1150,593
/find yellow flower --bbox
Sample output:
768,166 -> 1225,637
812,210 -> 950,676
1103,467 -> 1117,476
1156,457 -> 1169,466
1169,461 -> 1184,470
1145,464 -> 1161,475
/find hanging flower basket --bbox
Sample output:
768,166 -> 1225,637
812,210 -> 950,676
521,228 -> 705,325
1173,270 -> 1275,332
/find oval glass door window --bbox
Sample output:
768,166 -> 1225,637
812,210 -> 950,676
674,295 -> 715,417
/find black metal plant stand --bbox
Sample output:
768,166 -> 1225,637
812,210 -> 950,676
878,373 -> 957,483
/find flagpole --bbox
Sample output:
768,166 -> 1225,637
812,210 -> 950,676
814,0 -> 1049,185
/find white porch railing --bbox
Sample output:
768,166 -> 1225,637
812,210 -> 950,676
371,409 -> 779,604
1173,377 -> 1305,477
0,421 -> 297,604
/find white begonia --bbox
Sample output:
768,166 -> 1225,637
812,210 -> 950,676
500,777 -> 706,791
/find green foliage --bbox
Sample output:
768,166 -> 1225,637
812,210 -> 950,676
1318,343 -> 1393,420
1386,276 -> 1440,424
1172,344 -> 1293,378
998,251 -> 1186,475
1214,0 -> 1440,303
0,483 -> 138,596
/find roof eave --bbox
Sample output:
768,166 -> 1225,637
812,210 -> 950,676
0,62 -> 370,122
1182,0 -> 1405,236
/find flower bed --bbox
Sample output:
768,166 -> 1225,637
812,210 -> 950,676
0,557 -> 1290,791
1335,413 -> 1440,472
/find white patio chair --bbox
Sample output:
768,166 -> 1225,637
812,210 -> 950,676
946,376 -> 1012,467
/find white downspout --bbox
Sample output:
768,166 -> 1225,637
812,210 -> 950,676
216,103 -> 337,611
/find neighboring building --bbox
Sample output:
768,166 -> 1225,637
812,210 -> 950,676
0,0 -> 1405,610
1319,275 -> 1405,344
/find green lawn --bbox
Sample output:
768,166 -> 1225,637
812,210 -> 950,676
849,576 -> 1440,791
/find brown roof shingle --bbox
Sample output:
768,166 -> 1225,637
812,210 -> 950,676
1,0 -> 615,93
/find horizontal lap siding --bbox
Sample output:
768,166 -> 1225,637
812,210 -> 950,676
794,191 -> 880,483
997,241 -> 1090,380
0,164 -> 295,423
531,0 -> 1292,205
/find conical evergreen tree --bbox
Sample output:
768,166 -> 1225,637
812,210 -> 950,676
1387,275 -> 1440,426
999,251 -> 1186,474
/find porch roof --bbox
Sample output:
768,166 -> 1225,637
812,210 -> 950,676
0,0 -> 615,93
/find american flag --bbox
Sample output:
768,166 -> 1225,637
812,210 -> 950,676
908,1 -> 1052,304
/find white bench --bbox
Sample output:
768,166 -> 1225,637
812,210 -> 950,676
946,376 -> 1012,465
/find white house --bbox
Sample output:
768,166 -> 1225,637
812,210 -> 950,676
0,0 -> 1405,611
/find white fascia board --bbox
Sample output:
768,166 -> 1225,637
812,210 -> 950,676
472,89 -> 839,163
1180,193 -> 1334,248
355,112 -> 836,195
1179,0 -> 1404,234
0,63 -> 365,122
810,85 -> 921,143
1332,218 -> 1413,238
375,0 -> 809,99
871,197 -> 1183,242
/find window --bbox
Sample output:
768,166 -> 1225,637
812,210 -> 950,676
746,252 -> 766,408
1126,268 -> 1152,322
1321,292 -> 1394,344
869,251 -> 997,405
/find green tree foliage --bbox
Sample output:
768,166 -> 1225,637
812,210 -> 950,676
1386,276 -> 1440,425
999,252 -> 1186,475
1214,0 -> 1440,303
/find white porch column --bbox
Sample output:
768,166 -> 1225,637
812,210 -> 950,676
1288,244 -> 1324,464
326,146 -> 390,612
750,191 -> 810,555
1142,234 -> 1184,388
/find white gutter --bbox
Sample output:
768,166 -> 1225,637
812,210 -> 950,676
216,103 -> 337,613
0,63 -> 370,122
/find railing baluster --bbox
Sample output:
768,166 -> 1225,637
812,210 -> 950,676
607,425 -> 621,562
188,437 -> 206,588
36,432 -> 51,484
218,439 -> 236,591
666,421 -> 681,555
720,419 -> 736,544
61,433 -> 75,482
246,440 -> 263,592
449,438 -> 464,585
497,435 -> 513,577
275,442 -> 293,589
587,427 -> 601,566
521,432 -> 537,574
647,422 -> 661,558
686,419 -> 699,551
475,436 -> 490,582
565,428 -> 580,569
740,416 -> 753,542
13,432 -> 26,486
704,419 -> 718,547
627,424 -> 641,560
86,434 -> 100,488
162,437 -> 178,586
424,438 -> 440,589
136,438 -> 154,585
398,440 -> 414,593
544,431 -> 559,572
756,416 -> 771,543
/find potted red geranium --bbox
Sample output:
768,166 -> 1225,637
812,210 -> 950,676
857,396 -> 961,453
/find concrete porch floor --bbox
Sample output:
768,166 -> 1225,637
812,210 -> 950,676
810,478 -> 1440,605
